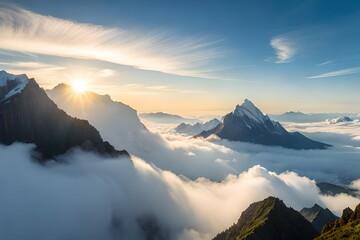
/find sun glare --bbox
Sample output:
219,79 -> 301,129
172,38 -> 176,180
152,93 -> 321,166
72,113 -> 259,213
72,80 -> 87,93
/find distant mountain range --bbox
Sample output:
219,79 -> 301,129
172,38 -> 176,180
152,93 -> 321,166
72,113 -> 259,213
0,70 -> 127,159
270,111 -> 359,123
300,204 -> 338,232
139,112 -> 199,124
197,99 -> 331,150
316,203 -> 360,239
213,197 -> 319,240
316,182 -> 359,197
327,116 -> 358,124
175,118 -> 221,135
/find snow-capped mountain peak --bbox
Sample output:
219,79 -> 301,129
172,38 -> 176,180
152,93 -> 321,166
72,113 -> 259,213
327,116 -> 357,124
234,99 -> 269,124
0,70 -> 29,102
197,99 -> 330,150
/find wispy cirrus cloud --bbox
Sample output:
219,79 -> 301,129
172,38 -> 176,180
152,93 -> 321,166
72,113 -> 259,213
0,5 -> 227,78
317,60 -> 334,66
308,67 -> 360,79
270,35 -> 296,63
0,61 -> 58,69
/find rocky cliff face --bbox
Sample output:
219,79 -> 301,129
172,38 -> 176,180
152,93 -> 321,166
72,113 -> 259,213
213,197 -> 319,240
300,203 -> 338,232
316,203 -> 360,239
0,71 -> 127,159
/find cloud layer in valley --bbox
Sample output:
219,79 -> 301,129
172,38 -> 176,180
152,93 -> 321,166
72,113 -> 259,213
0,143 -> 359,240
46,88 -> 360,184
131,120 -> 360,184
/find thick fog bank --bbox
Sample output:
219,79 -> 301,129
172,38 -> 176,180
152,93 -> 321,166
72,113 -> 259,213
0,144 -> 359,240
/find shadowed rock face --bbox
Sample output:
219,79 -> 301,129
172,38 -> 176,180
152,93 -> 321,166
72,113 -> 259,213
316,203 -> 360,240
46,83 -> 149,155
213,196 -> 319,240
197,99 -> 331,150
0,71 -> 128,159
300,204 -> 338,232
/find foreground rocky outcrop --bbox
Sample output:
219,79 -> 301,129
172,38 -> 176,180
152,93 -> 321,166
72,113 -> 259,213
316,203 -> 360,239
213,197 -> 318,240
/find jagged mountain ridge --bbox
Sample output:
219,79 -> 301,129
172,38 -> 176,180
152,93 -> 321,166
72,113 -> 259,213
300,203 -> 338,232
175,118 -> 221,135
0,71 -> 29,102
213,196 -> 319,240
139,112 -> 199,124
316,203 -> 360,239
327,116 -> 358,124
269,111 -> 356,123
0,70 -> 127,159
197,99 -> 331,150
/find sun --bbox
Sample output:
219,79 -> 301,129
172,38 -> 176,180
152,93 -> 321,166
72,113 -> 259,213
72,80 -> 88,93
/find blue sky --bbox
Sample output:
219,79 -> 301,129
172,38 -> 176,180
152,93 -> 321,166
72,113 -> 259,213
0,0 -> 359,115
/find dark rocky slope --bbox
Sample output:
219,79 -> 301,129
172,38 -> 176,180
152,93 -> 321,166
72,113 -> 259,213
316,203 -> 360,239
300,203 -> 338,232
0,71 -> 127,159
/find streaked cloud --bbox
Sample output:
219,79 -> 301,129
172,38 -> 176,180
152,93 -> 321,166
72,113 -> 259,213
317,60 -> 334,66
0,61 -> 57,69
145,85 -> 169,90
92,83 -> 200,96
270,35 -> 296,63
0,50 -> 38,58
308,67 -> 360,79
0,5 -> 227,78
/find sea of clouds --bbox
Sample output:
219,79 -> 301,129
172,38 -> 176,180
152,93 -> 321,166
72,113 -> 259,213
141,120 -> 360,184
0,143 -> 359,240
46,87 -> 360,183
